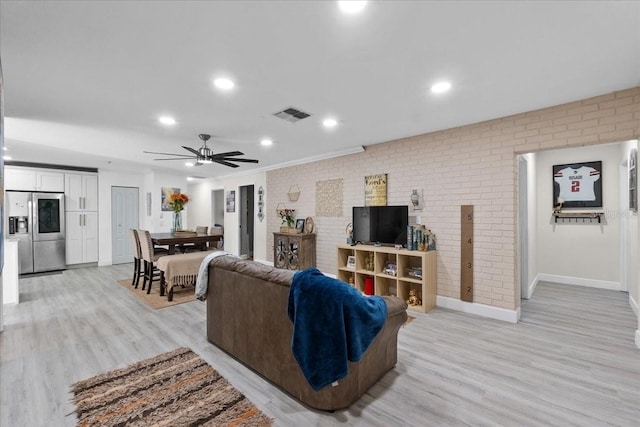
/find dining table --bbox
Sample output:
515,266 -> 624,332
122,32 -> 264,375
150,232 -> 223,255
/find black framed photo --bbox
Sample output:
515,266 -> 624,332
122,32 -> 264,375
295,218 -> 305,232
553,161 -> 602,208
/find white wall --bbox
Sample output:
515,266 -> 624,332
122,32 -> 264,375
187,171 -> 267,262
620,140 -> 639,315
97,170 -> 187,265
536,143 -> 621,287
151,173 -> 190,232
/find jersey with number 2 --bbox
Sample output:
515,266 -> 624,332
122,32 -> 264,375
554,166 -> 600,201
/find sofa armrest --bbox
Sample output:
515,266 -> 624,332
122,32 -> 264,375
382,295 -> 408,318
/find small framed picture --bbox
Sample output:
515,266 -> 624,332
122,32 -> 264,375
295,218 -> 305,232
346,255 -> 356,269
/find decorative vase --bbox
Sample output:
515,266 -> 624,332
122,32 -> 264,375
173,211 -> 183,232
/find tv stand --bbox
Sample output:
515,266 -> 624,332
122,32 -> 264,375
336,244 -> 436,313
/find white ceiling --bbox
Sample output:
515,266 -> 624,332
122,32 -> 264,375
1,1 -> 639,177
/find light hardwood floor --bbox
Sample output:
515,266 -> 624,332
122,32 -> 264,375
1,265 -> 639,426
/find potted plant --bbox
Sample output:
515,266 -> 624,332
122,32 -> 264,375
278,208 -> 295,233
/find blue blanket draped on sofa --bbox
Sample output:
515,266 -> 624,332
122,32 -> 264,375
287,267 -> 387,391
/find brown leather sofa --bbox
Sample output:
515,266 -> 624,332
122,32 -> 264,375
205,256 -> 408,411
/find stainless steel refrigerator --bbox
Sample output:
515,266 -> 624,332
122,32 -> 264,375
6,191 -> 66,274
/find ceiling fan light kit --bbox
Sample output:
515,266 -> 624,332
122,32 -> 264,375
144,133 -> 259,168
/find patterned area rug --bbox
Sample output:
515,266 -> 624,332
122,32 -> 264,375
116,279 -> 195,309
71,347 -> 272,426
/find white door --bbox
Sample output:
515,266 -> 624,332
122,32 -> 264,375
111,187 -> 139,264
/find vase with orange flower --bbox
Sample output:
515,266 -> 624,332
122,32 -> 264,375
168,192 -> 189,232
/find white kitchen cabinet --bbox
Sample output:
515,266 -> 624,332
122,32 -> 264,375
5,167 -> 64,192
66,211 -> 98,264
65,173 -> 98,211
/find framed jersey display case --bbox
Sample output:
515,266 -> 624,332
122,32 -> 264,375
553,161 -> 602,208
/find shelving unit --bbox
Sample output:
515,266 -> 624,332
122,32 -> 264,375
337,244 -> 437,313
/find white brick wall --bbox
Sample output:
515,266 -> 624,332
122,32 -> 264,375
267,87 -> 640,310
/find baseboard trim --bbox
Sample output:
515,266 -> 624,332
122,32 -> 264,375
630,293 -> 639,317
526,275 -> 540,299
537,273 -> 621,291
436,295 -> 520,323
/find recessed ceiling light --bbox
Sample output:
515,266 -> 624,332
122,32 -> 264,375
431,81 -> 452,94
261,138 -> 273,146
323,118 -> 338,128
158,116 -> 176,125
3,155 -> 12,160
338,1 -> 367,14
187,177 -> 194,181
185,162 -> 195,167
214,77 -> 235,90
2,146 -> 7,151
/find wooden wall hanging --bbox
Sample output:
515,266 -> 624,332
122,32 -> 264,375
461,205 -> 474,302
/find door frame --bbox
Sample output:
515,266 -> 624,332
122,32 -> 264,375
238,185 -> 254,259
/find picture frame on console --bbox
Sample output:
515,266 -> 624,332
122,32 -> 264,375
295,218 -> 305,232
346,255 -> 356,270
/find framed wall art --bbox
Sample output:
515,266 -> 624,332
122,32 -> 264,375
630,149 -> 637,212
553,161 -> 602,208
226,190 -> 236,213
364,174 -> 387,206
161,187 -> 180,211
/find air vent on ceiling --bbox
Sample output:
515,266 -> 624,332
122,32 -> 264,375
273,107 -> 311,123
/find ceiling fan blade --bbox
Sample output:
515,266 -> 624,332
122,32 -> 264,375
144,150 -> 194,157
211,151 -> 244,158
220,158 -> 259,163
213,159 -> 240,168
182,146 -> 201,156
153,157 -> 196,161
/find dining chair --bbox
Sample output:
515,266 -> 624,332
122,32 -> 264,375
211,225 -> 224,249
137,229 -> 168,294
129,229 -> 144,288
181,226 -> 209,253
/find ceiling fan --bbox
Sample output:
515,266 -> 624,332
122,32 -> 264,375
144,134 -> 259,168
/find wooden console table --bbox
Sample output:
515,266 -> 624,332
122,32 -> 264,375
273,232 -> 316,270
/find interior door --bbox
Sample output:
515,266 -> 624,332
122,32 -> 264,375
238,185 -> 254,259
111,186 -> 139,264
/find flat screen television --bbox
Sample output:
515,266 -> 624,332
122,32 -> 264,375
352,205 -> 408,246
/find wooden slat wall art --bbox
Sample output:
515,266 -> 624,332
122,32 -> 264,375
461,205 -> 474,302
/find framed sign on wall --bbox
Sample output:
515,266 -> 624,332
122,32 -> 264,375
553,161 -> 602,208
364,174 -> 387,206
